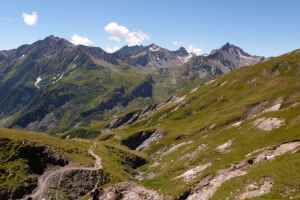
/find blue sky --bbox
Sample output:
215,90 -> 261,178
1,0 -> 300,56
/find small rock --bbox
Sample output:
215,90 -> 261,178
216,140 -> 233,153
175,163 -> 211,182
232,121 -> 243,127
162,141 -> 193,157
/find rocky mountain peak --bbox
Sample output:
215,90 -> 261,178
113,45 -> 145,59
173,47 -> 189,57
219,42 -> 252,57
38,35 -> 73,48
221,42 -> 237,49
204,42 -> 263,69
210,42 -> 245,56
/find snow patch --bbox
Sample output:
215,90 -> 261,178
149,46 -> 161,52
34,76 -> 42,89
19,54 -> 26,59
183,54 -> 193,63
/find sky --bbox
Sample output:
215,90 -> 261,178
1,0 -> 300,56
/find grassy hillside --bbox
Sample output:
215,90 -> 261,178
0,128 -> 148,199
1,49 -> 300,200
110,49 -> 300,199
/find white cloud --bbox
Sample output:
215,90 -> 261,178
104,22 -> 149,46
105,22 -> 129,37
126,31 -> 149,46
22,11 -> 38,26
173,41 -> 202,56
187,45 -> 202,55
104,46 -> 120,53
70,34 -> 94,46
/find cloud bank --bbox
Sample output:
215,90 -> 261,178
70,34 -> 94,46
104,22 -> 149,46
187,45 -> 202,55
104,46 -> 120,53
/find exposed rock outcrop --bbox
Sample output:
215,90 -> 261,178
23,145 -> 107,200
162,141 -> 193,157
254,117 -> 285,131
46,169 -> 109,200
175,163 -> 211,183
121,129 -> 164,151
216,140 -> 233,153
237,177 -> 273,200
184,141 -> 300,200
107,104 -> 158,129
97,182 -> 165,200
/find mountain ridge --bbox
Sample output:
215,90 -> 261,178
0,35 -> 264,133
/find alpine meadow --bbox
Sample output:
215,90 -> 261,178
0,1 -> 300,200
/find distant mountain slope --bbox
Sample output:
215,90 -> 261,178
0,36 -> 151,133
0,36 -> 263,133
184,43 -> 264,78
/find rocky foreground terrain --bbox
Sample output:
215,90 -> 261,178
1,39 -> 300,200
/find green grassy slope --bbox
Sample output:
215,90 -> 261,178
111,49 -> 300,199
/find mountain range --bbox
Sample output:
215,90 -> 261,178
0,35 -> 263,133
1,34 -> 300,200
1,46 -> 300,200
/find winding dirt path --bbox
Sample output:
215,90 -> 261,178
22,144 -> 102,200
